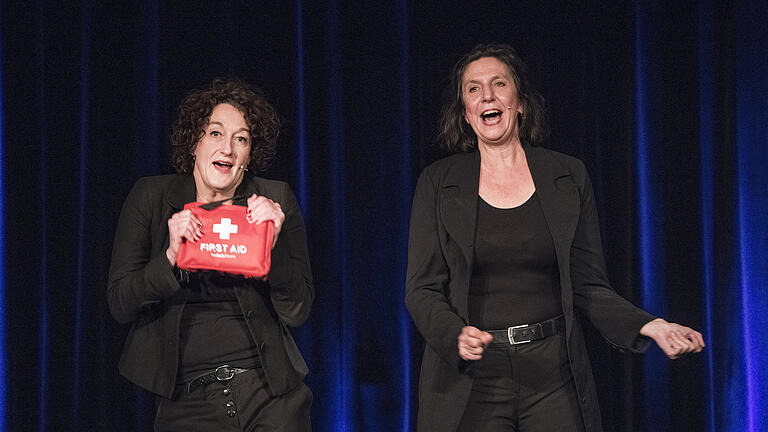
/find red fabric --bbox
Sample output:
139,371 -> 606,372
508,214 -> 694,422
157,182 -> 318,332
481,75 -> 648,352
177,202 -> 274,278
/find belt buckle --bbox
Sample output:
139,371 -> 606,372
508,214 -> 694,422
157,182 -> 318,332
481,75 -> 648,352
214,365 -> 236,382
508,324 -> 532,345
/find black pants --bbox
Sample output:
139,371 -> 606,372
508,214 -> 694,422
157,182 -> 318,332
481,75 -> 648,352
154,368 -> 312,431
457,333 -> 585,432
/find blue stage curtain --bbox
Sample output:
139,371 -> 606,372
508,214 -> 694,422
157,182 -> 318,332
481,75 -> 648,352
1,2 -> 766,431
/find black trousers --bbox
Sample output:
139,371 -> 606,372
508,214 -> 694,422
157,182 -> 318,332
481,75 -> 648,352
154,368 -> 312,431
457,333 -> 585,432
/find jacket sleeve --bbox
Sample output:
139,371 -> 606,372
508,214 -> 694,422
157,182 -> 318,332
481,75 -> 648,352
405,169 -> 467,367
570,160 -> 655,352
106,178 -> 181,324
266,182 -> 314,328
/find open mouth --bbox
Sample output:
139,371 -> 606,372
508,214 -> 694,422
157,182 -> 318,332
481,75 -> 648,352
212,161 -> 234,171
481,109 -> 502,125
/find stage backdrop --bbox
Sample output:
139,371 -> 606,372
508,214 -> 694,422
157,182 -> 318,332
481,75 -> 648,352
2,1 -> 766,431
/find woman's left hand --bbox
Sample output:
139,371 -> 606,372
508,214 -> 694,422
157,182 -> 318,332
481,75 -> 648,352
639,318 -> 705,359
247,194 -> 284,249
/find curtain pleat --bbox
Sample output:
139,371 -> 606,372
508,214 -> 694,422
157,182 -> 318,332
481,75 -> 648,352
1,2 -> 766,431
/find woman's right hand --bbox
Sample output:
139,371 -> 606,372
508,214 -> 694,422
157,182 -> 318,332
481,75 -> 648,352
166,209 -> 203,266
458,326 -> 493,361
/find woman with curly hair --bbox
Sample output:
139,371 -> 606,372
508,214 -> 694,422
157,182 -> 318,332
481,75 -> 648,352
405,44 -> 704,431
108,79 -> 313,431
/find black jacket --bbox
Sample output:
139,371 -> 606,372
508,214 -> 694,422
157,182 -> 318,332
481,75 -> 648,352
107,174 -> 313,398
405,146 -> 655,432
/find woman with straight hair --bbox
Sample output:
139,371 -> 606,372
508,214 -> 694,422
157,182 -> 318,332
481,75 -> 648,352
405,43 -> 704,432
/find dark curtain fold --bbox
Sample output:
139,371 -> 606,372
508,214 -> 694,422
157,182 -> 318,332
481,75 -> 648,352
2,1 -> 766,431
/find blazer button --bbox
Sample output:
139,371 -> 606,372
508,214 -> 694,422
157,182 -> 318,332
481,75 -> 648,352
246,310 -> 255,320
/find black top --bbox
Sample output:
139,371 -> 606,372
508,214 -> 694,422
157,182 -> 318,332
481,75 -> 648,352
177,272 -> 262,382
468,192 -> 562,329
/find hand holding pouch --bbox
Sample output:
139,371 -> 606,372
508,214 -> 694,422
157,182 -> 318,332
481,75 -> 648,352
176,202 -> 274,279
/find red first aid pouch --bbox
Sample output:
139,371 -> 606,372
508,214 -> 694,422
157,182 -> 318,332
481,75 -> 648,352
176,202 -> 274,279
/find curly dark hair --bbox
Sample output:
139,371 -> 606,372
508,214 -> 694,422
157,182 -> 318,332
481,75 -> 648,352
171,78 -> 280,174
439,43 -> 548,153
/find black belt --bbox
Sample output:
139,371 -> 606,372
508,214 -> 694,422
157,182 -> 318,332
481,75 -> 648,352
187,365 -> 250,393
487,315 -> 565,345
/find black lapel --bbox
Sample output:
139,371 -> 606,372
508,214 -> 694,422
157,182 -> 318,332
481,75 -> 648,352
439,151 -> 481,267
525,145 -> 580,323
233,176 -> 259,206
525,145 -> 580,258
166,175 -> 197,210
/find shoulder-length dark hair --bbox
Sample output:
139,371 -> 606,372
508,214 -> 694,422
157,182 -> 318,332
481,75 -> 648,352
439,43 -> 548,153
171,78 -> 280,174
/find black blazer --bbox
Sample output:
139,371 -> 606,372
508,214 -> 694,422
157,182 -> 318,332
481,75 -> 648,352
405,145 -> 655,432
107,174 -> 313,398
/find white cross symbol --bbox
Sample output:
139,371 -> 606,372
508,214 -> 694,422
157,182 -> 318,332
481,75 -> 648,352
212,218 -> 238,240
